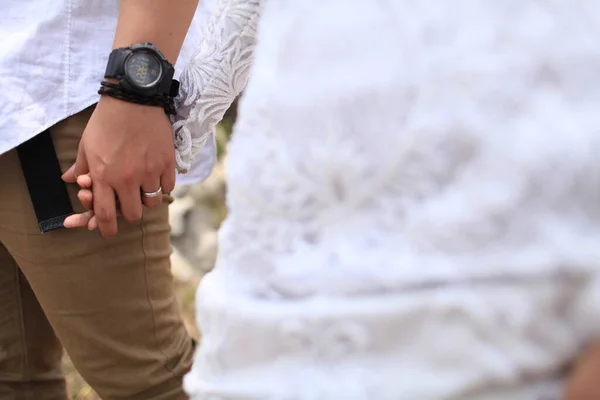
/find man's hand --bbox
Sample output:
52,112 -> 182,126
67,97 -> 175,237
61,0 -> 198,237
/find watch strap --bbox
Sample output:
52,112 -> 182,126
104,48 -> 129,79
169,79 -> 180,98
98,80 -> 178,115
158,64 -> 176,96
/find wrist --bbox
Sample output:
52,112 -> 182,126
101,43 -> 178,115
98,80 -> 177,115
97,94 -> 163,116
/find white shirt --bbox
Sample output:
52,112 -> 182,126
0,0 -> 212,185
183,1 -> 600,399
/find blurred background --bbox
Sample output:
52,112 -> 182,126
63,101 -> 239,399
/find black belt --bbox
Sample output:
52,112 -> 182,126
17,130 -> 74,233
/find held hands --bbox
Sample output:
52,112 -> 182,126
62,174 -> 101,230
62,96 -> 176,236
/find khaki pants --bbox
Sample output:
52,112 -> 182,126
0,107 -> 194,400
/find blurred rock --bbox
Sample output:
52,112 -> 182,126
196,229 -> 219,272
188,150 -> 226,205
170,247 -> 201,282
169,195 -> 195,237
170,184 -> 190,199
169,154 -> 227,278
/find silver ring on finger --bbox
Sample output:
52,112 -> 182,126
142,187 -> 163,198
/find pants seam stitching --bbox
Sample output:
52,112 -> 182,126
140,213 -> 174,374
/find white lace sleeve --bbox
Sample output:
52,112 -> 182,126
171,0 -> 262,179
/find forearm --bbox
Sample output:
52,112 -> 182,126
563,339 -> 600,399
113,0 -> 199,63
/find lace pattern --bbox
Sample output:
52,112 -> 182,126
171,0 -> 261,178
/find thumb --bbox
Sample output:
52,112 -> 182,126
61,164 -> 77,183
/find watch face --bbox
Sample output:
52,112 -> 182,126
125,51 -> 162,89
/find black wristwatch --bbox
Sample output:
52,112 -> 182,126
104,42 -> 176,97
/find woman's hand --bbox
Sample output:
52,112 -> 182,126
62,172 -> 111,230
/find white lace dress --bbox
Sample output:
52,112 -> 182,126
174,1 -> 600,399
